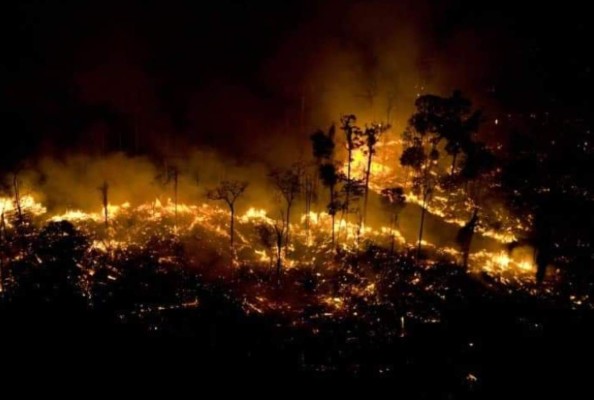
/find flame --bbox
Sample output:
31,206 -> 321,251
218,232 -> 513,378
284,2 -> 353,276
0,195 -> 47,219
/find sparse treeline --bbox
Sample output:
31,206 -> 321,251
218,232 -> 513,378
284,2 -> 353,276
5,89 -> 590,285
193,89 -> 497,275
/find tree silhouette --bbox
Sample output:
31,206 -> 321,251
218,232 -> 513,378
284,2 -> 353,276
339,115 -> 363,225
401,96 -> 443,259
319,163 -> 341,246
255,223 -> 275,271
361,123 -> 390,226
271,212 -> 287,279
442,91 -> 482,175
502,122 -> 594,283
302,171 -> 316,238
406,91 -> 482,175
456,208 -> 479,269
207,180 -> 248,247
311,125 -> 342,246
269,167 -> 300,254
310,125 -> 336,164
99,181 -> 109,229
380,187 -> 406,254
310,124 -> 335,214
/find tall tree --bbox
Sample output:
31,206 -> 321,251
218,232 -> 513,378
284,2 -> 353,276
401,95 -> 444,259
207,180 -> 248,247
339,115 -> 363,225
361,123 -> 390,226
319,163 -> 341,246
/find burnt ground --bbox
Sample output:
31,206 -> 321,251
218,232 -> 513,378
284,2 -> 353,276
1,269 -> 594,398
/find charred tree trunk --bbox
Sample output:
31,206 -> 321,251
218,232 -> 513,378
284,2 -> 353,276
390,214 -> 397,255
417,194 -> 429,260
344,148 -> 352,227
13,174 -> 22,225
229,205 -> 235,247
304,175 -> 313,238
100,181 -> 109,229
285,203 -> 291,255
362,148 -> 373,228
276,240 -> 282,278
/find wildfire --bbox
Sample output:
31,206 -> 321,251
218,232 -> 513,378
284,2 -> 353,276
0,190 -> 537,283
471,250 -> 535,277
0,194 -> 47,220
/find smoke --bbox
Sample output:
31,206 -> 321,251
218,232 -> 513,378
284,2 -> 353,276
1,0 -> 525,261
14,151 -> 273,215
1,0 -> 509,167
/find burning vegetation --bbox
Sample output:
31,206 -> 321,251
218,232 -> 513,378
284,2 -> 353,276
3,0 -> 594,394
1,91 -> 587,328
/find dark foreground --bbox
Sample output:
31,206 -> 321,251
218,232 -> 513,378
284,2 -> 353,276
2,280 -> 593,398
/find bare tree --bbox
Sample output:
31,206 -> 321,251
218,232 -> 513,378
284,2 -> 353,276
269,167 -> 300,253
319,163 -> 341,246
271,212 -> 287,278
207,180 -> 248,246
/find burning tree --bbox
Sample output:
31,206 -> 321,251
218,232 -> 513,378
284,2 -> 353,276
207,180 -> 248,247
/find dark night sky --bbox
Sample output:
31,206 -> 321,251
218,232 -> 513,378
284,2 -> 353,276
1,0 -> 592,169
